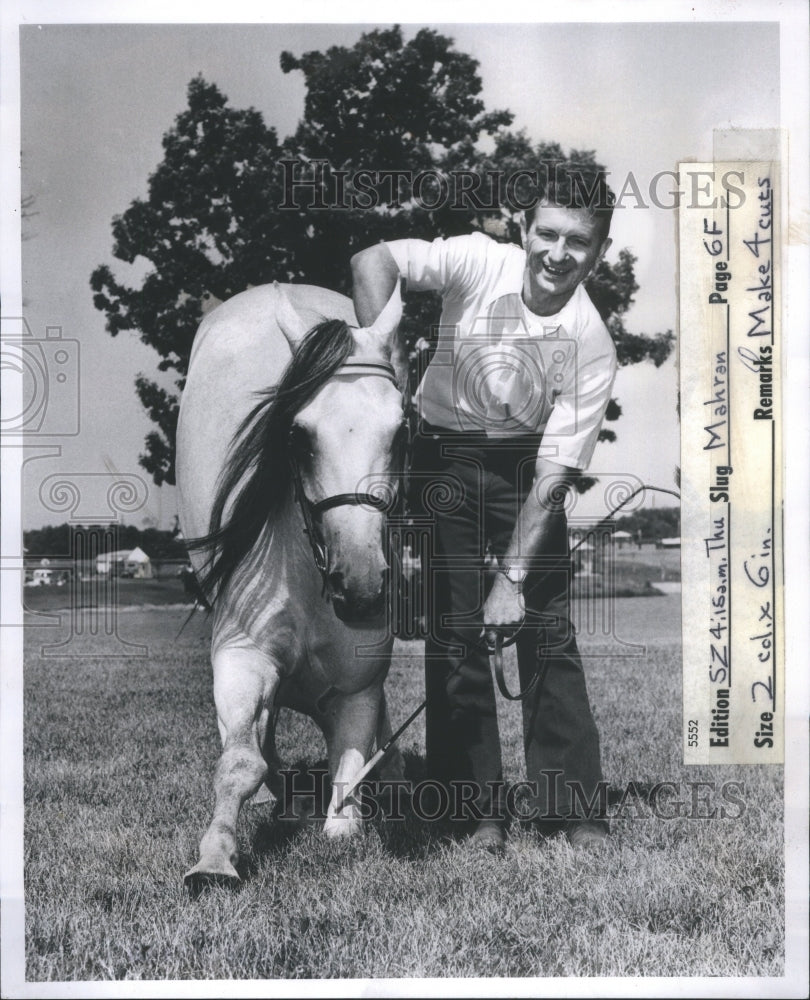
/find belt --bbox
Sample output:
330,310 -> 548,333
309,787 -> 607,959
418,419 -> 543,449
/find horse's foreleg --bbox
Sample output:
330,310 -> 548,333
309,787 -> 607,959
321,683 -> 383,838
248,707 -> 283,806
185,638 -> 279,887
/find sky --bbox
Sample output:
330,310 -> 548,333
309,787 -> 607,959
15,19 -> 781,530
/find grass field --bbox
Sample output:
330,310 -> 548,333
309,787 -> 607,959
23,597 -> 783,981
22,576 -> 193,613
21,545 -> 682,615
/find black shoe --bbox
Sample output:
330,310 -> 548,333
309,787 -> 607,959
566,820 -> 608,850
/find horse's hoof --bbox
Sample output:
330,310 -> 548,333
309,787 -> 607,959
323,815 -> 363,840
248,784 -> 274,806
183,860 -> 240,897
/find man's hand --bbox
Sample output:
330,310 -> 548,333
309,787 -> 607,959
482,574 -> 525,651
480,458 -> 576,653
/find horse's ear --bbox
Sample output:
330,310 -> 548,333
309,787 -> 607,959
367,282 -> 402,345
273,282 -> 309,348
201,291 -> 222,316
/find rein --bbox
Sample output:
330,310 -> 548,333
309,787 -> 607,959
485,482 -> 682,701
289,355 -> 405,593
334,480 -> 682,812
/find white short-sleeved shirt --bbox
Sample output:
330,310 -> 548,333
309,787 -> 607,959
388,232 -> 617,471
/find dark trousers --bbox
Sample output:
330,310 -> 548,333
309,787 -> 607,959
410,427 -> 605,826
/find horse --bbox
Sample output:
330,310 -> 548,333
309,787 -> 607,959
176,281 -> 405,887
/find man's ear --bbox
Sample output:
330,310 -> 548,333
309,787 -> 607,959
598,237 -> 613,261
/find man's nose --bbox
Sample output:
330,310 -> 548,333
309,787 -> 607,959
547,238 -> 568,263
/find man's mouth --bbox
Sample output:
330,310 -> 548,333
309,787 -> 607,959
540,258 -> 572,279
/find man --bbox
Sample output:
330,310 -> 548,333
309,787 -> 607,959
351,169 -> 617,852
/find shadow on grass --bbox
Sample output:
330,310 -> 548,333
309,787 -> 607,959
226,755 -> 665,888
241,751 -> 461,873
189,761 -> 675,899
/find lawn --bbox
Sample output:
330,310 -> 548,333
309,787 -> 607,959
22,576 -> 192,613
20,546 -> 683,616
23,598 -> 783,981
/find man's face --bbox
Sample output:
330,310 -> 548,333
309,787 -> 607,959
520,203 -> 611,307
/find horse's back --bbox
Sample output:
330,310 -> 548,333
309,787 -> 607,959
176,283 -> 356,545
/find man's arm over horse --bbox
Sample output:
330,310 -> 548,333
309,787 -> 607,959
351,244 -> 401,327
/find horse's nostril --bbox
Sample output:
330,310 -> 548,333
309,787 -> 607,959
328,571 -> 345,595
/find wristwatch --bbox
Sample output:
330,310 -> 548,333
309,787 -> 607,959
500,563 -> 527,592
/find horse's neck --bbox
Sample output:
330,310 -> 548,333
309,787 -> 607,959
221,494 -> 327,635
264,495 -> 324,592
276,494 -> 312,554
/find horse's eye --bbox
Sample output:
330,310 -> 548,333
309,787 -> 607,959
289,424 -> 313,459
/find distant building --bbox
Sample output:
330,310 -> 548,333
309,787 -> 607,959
568,519 -> 616,576
124,546 -> 153,578
611,530 -> 633,549
26,567 -> 68,587
95,549 -> 127,576
95,546 -> 153,578
23,556 -> 72,587
572,540 -> 596,575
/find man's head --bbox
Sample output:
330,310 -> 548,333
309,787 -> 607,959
519,168 -> 614,313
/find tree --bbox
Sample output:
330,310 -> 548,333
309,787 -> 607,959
90,77 -> 290,484
23,523 -> 187,560
91,26 -> 673,486
615,506 -> 680,542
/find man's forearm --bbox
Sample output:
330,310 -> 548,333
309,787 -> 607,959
351,244 -> 400,327
483,461 -> 575,629
500,460 -> 577,572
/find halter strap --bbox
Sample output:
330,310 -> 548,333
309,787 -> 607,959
336,357 -> 398,384
310,492 -> 391,516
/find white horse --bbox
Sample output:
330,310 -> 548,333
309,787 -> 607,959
177,281 -> 405,887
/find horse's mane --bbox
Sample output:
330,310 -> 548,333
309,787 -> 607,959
187,319 -> 354,604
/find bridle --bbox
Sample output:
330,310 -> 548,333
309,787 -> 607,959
288,355 -> 407,592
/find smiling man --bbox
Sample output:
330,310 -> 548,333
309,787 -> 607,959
352,167 -> 617,852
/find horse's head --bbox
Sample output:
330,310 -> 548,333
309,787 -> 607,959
277,284 -> 405,623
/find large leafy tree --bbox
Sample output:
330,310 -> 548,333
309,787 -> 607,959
90,76 -> 293,483
91,26 -> 672,486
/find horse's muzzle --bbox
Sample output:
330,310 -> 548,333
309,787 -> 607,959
329,570 -> 387,624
